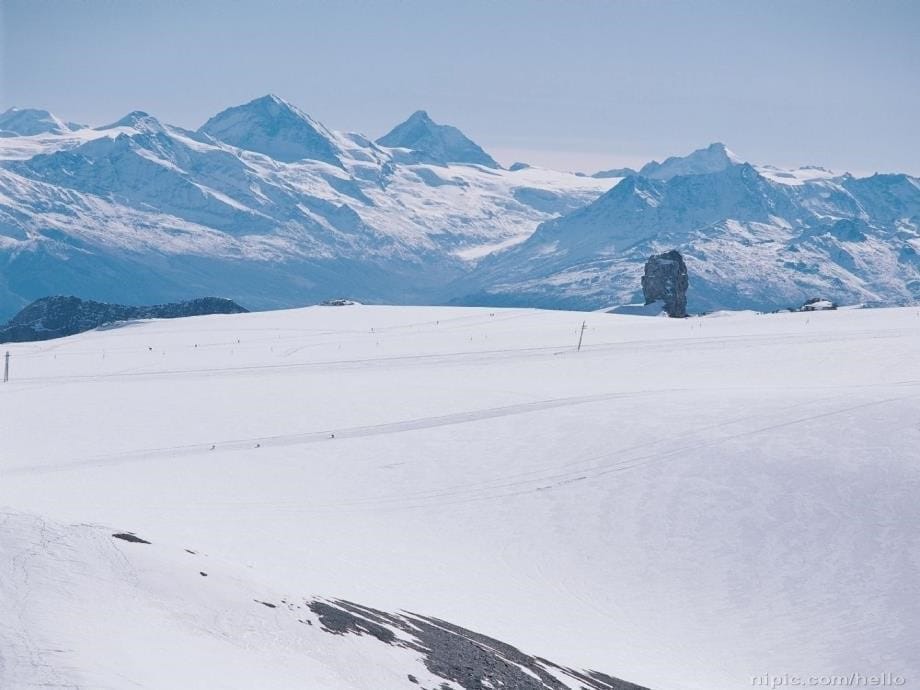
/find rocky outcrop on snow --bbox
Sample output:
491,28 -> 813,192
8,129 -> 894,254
0,296 -> 248,343
308,598 -> 648,690
800,297 -> 837,311
0,508 -> 653,690
641,250 -> 689,317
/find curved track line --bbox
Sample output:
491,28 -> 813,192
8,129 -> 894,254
2,388 -> 663,477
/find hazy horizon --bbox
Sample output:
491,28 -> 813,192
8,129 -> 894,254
2,0 -> 918,176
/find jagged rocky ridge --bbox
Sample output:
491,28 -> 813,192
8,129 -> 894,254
0,295 -> 247,343
1,100 -> 919,317
308,598 -> 647,690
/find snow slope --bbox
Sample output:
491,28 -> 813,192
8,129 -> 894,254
638,142 -> 741,180
0,107 -> 81,137
1,304 -> 918,689
199,94 -> 344,166
1,512 -> 641,690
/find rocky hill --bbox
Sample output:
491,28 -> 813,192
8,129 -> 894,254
0,296 -> 247,343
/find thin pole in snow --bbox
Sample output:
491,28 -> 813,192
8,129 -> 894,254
576,321 -> 587,352
3,351 -> 8,383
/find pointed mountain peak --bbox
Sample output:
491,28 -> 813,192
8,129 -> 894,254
198,95 -> 341,166
0,107 -> 76,136
639,142 -> 743,180
246,93 -> 304,114
704,142 -> 742,163
96,111 -> 166,134
376,110 -> 500,169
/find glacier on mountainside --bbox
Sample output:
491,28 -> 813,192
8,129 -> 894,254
0,99 -> 611,319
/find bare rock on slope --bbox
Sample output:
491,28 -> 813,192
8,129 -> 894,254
0,295 -> 248,343
641,250 -> 689,318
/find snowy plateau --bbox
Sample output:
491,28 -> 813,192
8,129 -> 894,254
1,96 -> 919,319
1,304 -> 918,689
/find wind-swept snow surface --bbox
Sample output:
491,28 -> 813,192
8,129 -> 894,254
1,305 -> 918,689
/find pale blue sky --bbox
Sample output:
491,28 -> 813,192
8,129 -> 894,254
2,0 -> 918,175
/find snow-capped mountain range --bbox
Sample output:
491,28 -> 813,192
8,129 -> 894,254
0,96 -> 611,320
462,146 -> 920,312
1,96 -> 918,319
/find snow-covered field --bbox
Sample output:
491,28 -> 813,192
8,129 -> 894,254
2,304 -> 918,689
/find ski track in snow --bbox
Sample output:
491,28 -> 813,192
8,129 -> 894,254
2,389 -> 661,476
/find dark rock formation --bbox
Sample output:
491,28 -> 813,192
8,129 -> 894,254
641,250 -> 689,317
591,167 -> 637,179
0,296 -> 248,343
319,298 -> 357,306
307,598 -> 649,690
800,297 -> 837,311
111,533 -> 151,544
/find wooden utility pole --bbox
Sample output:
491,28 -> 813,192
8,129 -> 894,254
576,321 -> 587,352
